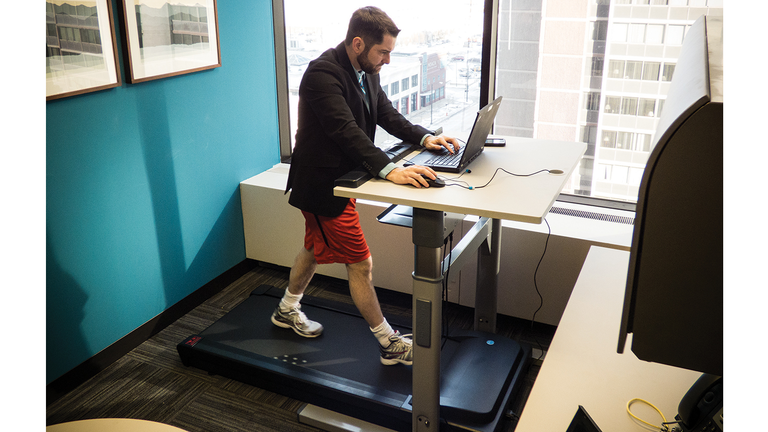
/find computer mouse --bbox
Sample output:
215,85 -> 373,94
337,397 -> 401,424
419,174 -> 445,188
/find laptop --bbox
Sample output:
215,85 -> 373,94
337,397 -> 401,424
406,96 -> 503,173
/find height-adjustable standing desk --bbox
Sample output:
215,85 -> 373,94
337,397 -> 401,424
334,137 -> 587,431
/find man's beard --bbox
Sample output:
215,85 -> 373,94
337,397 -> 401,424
357,46 -> 381,75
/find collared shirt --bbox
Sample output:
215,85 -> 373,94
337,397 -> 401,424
355,69 -> 431,179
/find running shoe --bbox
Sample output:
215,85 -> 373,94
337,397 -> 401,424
380,331 -> 413,365
271,306 -> 324,338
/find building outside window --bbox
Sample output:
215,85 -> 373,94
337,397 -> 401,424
491,0 -> 722,201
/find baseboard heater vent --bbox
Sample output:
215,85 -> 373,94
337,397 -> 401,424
549,206 -> 635,225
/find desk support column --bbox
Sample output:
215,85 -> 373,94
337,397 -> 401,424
475,218 -> 501,333
411,208 -> 445,432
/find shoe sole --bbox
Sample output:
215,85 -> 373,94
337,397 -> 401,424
271,314 -> 323,338
380,357 -> 412,366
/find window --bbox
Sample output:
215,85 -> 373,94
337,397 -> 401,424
581,125 -> 597,145
642,62 -> 660,81
646,25 -> 664,45
279,0 -> 483,153
390,81 -> 399,95
591,57 -> 604,77
662,63 -> 675,81
612,165 -> 629,183
610,23 -> 628,43
621,97 -> 638,116
604,96 -> 621,114
666,25 -> 685,45
635,133 -> 652,152
593,21 -> 608,41
585,92 -> 601,111
608,60 -> 625,79
277,0 -> 723,206
638,99 -> 656,117
602,130 -> 617,148
616,132 -> 633,150
628,24 -> 646,43
624,61 -> 642,80
597,163 -> 612,180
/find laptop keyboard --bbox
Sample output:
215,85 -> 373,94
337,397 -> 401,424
425,146 -> 465,167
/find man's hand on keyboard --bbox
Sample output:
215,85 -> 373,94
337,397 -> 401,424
424,135 -> 461,154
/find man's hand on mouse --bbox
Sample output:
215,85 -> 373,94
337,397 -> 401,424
424,135 -> 460,154
385,165 -> 438,188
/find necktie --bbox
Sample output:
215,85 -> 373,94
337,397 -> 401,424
359,73 -> 367,96
359,73 -> 369,110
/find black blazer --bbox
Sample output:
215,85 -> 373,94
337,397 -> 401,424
286,43 -> 431,217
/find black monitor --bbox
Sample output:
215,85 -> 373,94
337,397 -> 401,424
616,15 -> 723,377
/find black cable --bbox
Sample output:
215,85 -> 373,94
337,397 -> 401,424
446,167 -> 554,190
441,232 -> 454,349
530,217 -> 551,361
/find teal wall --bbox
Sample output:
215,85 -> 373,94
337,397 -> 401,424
46,0 -> 280,383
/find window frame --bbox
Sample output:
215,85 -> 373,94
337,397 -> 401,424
273,0 -> 637,211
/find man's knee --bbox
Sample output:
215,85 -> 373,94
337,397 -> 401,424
347,256 -> 373,276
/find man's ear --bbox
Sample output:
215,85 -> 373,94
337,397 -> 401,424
352,36 -> 366,54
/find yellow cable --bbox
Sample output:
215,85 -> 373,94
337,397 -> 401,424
627,398 -> 668,431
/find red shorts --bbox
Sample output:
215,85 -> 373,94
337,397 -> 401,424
301,199 -> 371,265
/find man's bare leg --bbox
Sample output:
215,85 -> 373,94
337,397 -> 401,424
288,246 -> 317,296
271,247 -> 323,338
347,257 -> 413,365
346,257 -> 385,328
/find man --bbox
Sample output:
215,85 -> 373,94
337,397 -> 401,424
277,7 -> 460,366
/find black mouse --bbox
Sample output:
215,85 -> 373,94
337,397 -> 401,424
419,174 -> 445,188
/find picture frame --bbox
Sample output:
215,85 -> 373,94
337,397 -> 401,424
120,0 -> 221,84
46,0 -> 122,101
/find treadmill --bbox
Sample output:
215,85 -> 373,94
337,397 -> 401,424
178,284 -> 530,431
178,205 -> 531,431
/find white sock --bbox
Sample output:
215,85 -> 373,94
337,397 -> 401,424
371,318 -> 395,347
279,290 -> 303,312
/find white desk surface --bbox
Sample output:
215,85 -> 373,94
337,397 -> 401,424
335,137 -> 587,224
515,246 -> 701,431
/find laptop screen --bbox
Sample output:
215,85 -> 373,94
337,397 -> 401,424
405,95 -> 503,172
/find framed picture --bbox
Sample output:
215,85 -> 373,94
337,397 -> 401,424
46,0 -> 122,101
120,0 -> 221,83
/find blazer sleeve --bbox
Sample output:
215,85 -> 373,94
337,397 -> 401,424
370,77 -> 432,144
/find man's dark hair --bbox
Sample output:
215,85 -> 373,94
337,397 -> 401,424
344,7 -> 401,47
